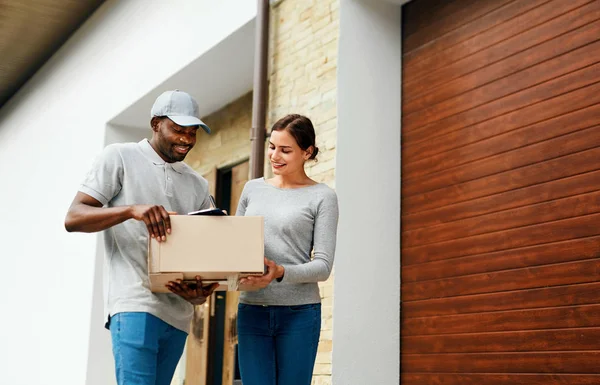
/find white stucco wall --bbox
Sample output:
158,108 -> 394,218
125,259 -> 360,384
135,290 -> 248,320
334,0 -> 402,384
0,1 -> 255,384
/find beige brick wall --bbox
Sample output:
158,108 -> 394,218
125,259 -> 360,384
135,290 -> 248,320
269,1 -> 339,384
185,91 -> 253,176
180,1 -> 340,384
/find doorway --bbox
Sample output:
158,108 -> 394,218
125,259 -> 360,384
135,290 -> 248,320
185,160 -> 249,385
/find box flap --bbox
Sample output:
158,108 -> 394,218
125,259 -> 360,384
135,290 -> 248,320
148,272 -> 183,293
148,237 -> 160,274
148,273 -> 258,293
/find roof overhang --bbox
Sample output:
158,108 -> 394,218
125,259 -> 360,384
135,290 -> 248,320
0,0 -> 105,108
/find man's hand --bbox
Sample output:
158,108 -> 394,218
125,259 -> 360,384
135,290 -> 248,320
167,276 -> 219,305
130,205 -> 172,242
239,258 -> 285,289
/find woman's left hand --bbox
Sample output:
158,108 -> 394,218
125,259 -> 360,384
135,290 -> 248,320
240,258 -> 285,289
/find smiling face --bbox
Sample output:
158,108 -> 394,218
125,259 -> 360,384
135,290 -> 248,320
268,129 -> 312,176
150,117 -> 198,163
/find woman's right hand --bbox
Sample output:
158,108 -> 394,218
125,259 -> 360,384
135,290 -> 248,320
240,258 -> 285,288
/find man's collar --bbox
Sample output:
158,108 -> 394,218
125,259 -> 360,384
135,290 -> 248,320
138,139 -> 185,173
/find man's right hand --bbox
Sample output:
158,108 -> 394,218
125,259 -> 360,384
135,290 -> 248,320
130,205 -> 172,242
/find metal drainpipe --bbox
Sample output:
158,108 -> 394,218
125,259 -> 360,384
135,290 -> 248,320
250,0 -> 269,179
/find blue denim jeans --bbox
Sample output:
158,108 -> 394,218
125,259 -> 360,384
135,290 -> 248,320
237,303 -> 321,385
109,312 -> 188,385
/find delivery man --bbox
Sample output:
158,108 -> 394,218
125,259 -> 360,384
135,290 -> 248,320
64,90 -> 218,385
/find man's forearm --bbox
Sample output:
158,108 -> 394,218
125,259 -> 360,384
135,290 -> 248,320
65,204 -> 133,233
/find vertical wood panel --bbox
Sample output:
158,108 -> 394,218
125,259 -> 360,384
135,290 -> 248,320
221,161 -> 249,385
185,301 -> 211,385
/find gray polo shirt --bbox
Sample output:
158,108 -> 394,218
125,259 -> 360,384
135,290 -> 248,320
80,139 -> 210,332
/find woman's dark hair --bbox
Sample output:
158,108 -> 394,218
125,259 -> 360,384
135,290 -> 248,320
271,114 -> 319,160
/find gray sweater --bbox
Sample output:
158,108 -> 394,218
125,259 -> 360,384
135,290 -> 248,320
236,178 -> 339,305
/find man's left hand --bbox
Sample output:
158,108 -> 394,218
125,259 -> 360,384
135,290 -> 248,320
167,276 -> 219,305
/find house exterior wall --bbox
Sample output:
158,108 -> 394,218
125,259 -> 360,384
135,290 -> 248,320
0,0 -> 403,384
188,3 -> 403,384
0,1 -> 255,385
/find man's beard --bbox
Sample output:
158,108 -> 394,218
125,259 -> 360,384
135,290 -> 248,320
157,134 -> 187,162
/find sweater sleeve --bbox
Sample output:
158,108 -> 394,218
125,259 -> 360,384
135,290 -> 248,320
235,184 -> 249,216
280,189 -> 339,284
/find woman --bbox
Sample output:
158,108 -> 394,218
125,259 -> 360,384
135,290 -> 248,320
235,114 -> 339,385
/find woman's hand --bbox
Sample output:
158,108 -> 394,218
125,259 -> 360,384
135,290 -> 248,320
167,276 -> 219,305
240,258 -> 285,289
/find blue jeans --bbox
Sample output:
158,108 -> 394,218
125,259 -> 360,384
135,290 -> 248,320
109,312 -> 188,385
237,303 -> 321,385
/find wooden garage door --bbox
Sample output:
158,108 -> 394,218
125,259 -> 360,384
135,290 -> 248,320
400,0 -> 600,383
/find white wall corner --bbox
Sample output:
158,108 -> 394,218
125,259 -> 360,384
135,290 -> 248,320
334,0 -> 401,384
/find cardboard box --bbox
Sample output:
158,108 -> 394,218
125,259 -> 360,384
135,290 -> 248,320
148,215 -> 264,292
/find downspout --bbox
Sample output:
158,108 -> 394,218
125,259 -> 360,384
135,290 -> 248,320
250,0 -> 269,179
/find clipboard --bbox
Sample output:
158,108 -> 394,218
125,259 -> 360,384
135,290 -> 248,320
187,208 -> 227,216
187,195 -> 227,216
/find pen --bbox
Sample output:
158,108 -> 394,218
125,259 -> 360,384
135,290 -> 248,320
209,195 -> 217,208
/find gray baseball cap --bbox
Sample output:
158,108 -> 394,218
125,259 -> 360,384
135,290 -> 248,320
151,90 -> 211,133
